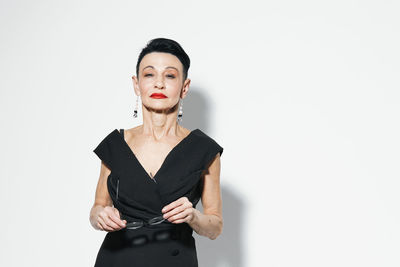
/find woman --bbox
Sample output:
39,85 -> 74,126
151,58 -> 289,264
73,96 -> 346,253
89,38 -> 224,267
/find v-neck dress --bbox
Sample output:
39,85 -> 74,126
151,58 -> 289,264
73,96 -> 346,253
92,128 -> 224,267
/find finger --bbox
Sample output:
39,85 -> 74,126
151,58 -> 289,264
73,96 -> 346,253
172,212 -> 192,224
96,222 -> 104,231
169,208 -> 190,222
179,198 -> 192,208
104,213 -> 122,230
98,216 -> 114,231
167,201 -> 193,217
179,196 -> 190,204
113,208 -> 120,217
112,208 -> 126,227
166,199 -> 193,220
164,204 -> 186,219
162,197 -> 191,214
162,202 -> 175,213
100,212 -> 120,231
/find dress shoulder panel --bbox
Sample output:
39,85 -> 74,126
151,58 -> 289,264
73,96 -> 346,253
93,129 -> 120,170
192,129 -> 224,171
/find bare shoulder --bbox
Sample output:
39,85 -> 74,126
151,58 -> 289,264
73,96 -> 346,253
179,126 -> 192,136
124,125 -> 142,140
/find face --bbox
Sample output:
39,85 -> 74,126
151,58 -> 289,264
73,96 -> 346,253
132,52 -> 190,113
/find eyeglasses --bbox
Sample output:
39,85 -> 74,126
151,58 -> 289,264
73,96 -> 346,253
124,215 -> 168,229
116,178 -> 172,230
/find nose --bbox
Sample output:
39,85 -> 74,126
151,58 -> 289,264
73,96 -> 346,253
155,77 -> 165,89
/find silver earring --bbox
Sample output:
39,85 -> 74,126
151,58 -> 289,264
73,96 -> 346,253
133,95 -> 139,118
177,100 -> 183,122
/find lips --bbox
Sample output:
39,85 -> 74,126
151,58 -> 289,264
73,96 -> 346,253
150,93 -> 167,99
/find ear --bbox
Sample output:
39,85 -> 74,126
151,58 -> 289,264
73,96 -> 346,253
132,75 -> 140,96
180,78 -> 191,99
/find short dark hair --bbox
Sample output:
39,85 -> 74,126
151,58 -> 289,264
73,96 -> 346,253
136,38 -> 191,81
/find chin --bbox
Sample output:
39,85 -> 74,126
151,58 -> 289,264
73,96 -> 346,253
148,105 -> 174,113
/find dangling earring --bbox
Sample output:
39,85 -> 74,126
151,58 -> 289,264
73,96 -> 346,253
133,94 -> 139,118
177,100 -> 183,122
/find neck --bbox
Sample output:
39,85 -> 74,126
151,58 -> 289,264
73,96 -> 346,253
141,103 -> 181,138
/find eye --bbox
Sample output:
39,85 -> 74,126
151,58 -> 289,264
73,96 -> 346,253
166,74 -> 175,78
144,73 -> 153,77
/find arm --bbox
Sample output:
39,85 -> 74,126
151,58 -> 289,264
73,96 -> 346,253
89,161 -> 119,230
187,153 -> 223,240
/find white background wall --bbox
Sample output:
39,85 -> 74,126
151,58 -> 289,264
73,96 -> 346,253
0,0 -> 399,266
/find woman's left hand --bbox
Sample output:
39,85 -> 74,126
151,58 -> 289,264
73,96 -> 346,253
162,197 -> 196,224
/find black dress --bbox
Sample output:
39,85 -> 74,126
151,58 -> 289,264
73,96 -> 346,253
93,128 -> 223,267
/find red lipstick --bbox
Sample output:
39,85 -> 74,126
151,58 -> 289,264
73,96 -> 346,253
150,93 -> 167,99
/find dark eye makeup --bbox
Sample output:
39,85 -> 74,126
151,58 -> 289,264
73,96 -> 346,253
144,73 -> 176,78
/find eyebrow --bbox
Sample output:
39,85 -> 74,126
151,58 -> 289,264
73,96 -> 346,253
142,65 -> 179,72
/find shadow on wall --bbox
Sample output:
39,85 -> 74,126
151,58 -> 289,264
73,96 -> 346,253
179,86 -> 214,132
196,186 -> 244,267
184,87 -> 244,267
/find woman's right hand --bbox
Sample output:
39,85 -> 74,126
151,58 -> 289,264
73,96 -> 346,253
91,205 -> 127,232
